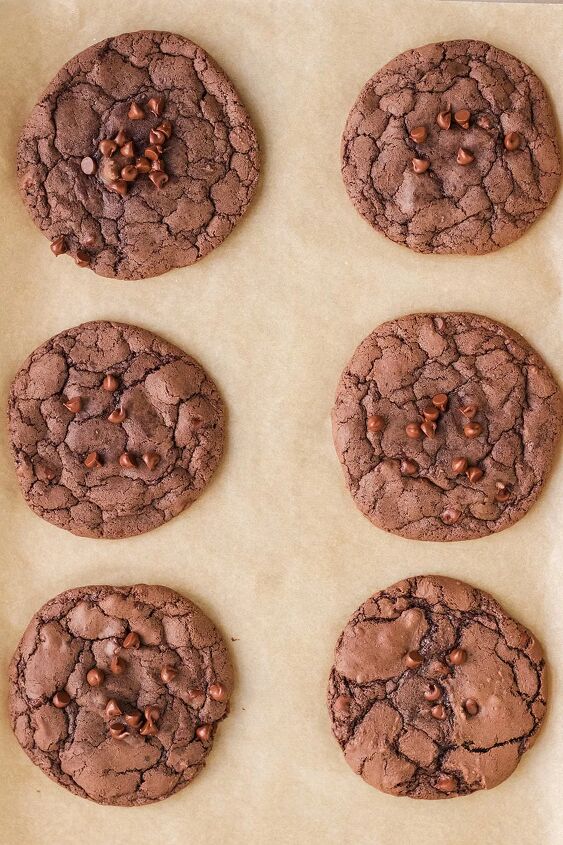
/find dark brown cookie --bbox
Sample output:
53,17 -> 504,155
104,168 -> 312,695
332,312 -> 561,541
8,321 -> 224,538
17,30 -> 259,279
328,575 -> 546,799
342,40 -> 561,253
9,584 -> 233,806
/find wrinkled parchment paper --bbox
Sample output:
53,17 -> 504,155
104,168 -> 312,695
0,1 -> 561,843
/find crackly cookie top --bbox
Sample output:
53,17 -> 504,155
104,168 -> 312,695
9,584 -> 233,806
8,320 -> 224,539
328,575 -> 546,799
332,312 -> 561,541
17,30 -> 259,279
342,40 -> 561,254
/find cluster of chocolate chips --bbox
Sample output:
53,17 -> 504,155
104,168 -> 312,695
50,95 -> 172,266
51,629 -> 224,744
405,645 -> 479,794
59,372 -> 160,474
409,107 -> 522,174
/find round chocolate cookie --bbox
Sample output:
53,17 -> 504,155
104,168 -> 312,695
332,312 -> 561,541
9,584 -> 233,806
342,40 -> 561,253
328,575 -> 546,799
17,30 -> 259,279
8,321 -> 224,539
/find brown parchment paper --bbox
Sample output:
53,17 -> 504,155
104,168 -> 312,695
0,1 -> 561,843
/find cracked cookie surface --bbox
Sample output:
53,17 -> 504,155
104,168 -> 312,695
328,575 -> 546,799
17,30 -> 259,279
9,584 -> 233,806
8,320 -> 224,539
332,312 -> 561,541
342,40 -> 560,253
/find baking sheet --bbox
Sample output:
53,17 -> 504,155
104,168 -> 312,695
0,1 -> 561,843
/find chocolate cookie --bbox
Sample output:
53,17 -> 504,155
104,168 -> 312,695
9,584 -> 233,806
8,321 -> 224,538
17,30 -> 259,279
342,40 -> 561,253
332,313 -> 561,541
328,575 -> 546,799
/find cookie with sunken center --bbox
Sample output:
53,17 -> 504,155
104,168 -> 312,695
9,584 -> 233,806
8,320 -> 224,539
17,30 -> 259,279
328,575 -> 546,799
332,312 -> 561,541
342,40 -> 561,254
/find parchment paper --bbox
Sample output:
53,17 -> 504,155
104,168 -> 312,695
0,1 -> 561,843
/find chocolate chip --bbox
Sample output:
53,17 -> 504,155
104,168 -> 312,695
412,158 -> 430,174
83,451 -> 102,469
102,374 -> 119,391
209,683 -> 228,702
405,650 -> 423,668
110,656 -> 126,675
121,165 -> 138,182
422,405 -> 440,422
367,414 -> 385,433
105,161 -> 121,182
460,403 -> 478,419
114,129 -> 128,147
405,422 -> 422,439
333,695 -> 352,715
466,466 -> 484,483
109,720 -> 129,739
108,408 -> 126,424
75,250 -> 90,267
431,393 -> 448,411
50,235 -> 66,256
504,131 -> 521,151
108,180 -> 128,197
135,157 -> 151,174
144,145 -> 160,162
448,648 -> 467,665
105,698 -> 123,718
441,507 -> 461,525
99,139 -> 118,157
63,397 -> 81,414
128,102 -> 145,120
120,141 -> 135,159
119,452 -> 136,469
147,95 -> 165,117
160,665 -> 178,683
457,147 -> 474,166
52,690 -> 70,708
124,710 -> 143,728
149,171 -> 169,189
431,703 -> 446,720
140,719 -> 158,737
186,688 -> 205,703
409,126 -> 427,143
423,684 -> 441,702
495,486 -> 511,503
436,110 -> 451,130
195,724 -> 212,742
401,458 -> 418,476
80,156 -> 97,175
149,129 -> 167,146
86,668 -> 104,687
144,706 -> 160,722
464,422 -> 482,438
452,457 -> 468,475
454,109 -> 471,129
122,631 -> 140,649
142,452 -> 160,471
157,120 -> 173,139
477,115 -> 493,130
435,774 -> 456,793
463,698 -> 479,716
420,419 -> 437,438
